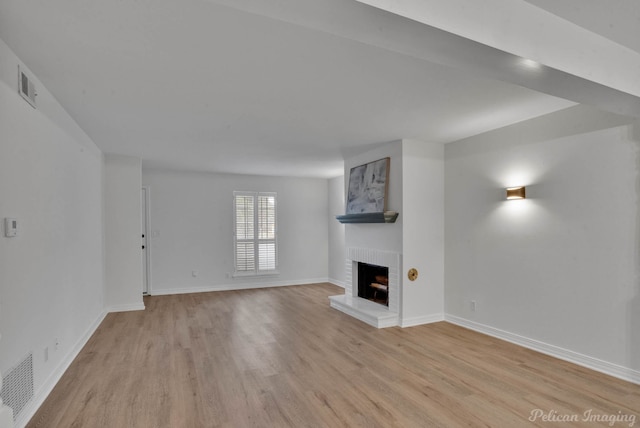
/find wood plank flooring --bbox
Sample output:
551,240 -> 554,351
28,283 -> 639,427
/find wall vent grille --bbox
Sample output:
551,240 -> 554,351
1,352 -> 34,421
18,65 -> 37,108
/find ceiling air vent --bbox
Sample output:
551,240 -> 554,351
18,65 -> 36,108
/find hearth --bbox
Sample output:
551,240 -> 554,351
358,262 -> 389,306
329,247 -> 400,328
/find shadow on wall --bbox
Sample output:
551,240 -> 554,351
631,120 -> 640,374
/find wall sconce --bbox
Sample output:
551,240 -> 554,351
506,186 -> 526,200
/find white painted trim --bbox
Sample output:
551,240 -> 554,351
400,313 -> 444,328
328,278 -> 346,288
445,315 -> 640,385
107,303 -> 145,313
141,186 -> 151,295
150,278 -> 330,296
329,295 -> 398,328
15,310 -> 108,428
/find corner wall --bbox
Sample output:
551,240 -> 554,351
328,175 -> 346,287
341,140 -> 445,326
0,38 -> 106,426
445,105 -> 640,382
401,139 -> 444,325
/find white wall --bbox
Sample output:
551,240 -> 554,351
142,169 -> 329,294
0,38 -> 105,426
104,154 -> 144,311
445,105 -> 640,381
328,175 -> 346,287
342,140 -> 446,326
401,139 -> 444,325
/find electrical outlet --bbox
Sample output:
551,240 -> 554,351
192,270 -> 198,277
470,300 -> 476,312
55,338 -> 60,350
44,347 -> 49,362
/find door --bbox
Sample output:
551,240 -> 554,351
141,187 -> 150,295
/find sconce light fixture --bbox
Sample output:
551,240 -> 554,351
506,186 -> 526,200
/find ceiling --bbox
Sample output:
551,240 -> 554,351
1,0 -> 639,178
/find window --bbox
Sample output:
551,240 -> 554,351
233,191 -> 277,276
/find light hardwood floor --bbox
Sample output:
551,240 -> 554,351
28,283 -> 639,427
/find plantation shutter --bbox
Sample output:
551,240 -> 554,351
234,194 -> 255,272
258,194 -> 276,270
234,191 -> 277,275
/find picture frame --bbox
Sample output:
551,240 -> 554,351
346,157 -> 390,214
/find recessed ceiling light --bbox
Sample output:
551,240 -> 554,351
519,58 -> 542,70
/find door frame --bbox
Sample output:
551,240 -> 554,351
141,186 -> 151,295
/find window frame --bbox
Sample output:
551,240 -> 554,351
233,191 -> 278,277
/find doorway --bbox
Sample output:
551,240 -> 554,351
141,187 -> 150,295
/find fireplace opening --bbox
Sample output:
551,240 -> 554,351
357,262 -> 389,306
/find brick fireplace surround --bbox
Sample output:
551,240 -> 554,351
329,247 -> 400,328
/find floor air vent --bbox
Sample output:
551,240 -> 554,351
1,352 -> 34,420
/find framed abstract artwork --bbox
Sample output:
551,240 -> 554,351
346,157 -> 390,214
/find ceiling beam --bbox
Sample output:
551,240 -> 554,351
206,0 -> 640,117
355,0 -> 640,99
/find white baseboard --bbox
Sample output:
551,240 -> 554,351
328,278 -> 346,288
445,314 -> 640,385
16,310 -> 108,428
150,278 -> 330,296
401,313 -> 444,328
107,302 -> 145,313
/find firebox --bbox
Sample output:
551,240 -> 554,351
357,262 -> 389,306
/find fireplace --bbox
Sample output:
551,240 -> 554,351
357,262 -> 388,306
329,247 -> 400,328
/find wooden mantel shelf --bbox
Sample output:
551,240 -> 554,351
336,211 -> 399,224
